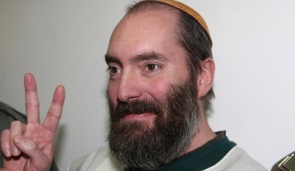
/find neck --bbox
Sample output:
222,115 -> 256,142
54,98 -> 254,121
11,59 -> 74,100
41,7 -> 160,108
178,109 -> 216,156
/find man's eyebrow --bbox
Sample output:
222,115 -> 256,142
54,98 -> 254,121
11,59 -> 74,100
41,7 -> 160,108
130,52 -> 167,63
104,52 -> 167,66
105,54 -> 122,66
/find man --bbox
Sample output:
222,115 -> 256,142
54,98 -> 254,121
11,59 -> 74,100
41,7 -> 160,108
1,0 -> 267,171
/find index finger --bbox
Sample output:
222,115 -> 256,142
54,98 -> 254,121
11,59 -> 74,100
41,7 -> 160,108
24,73 -> 40,124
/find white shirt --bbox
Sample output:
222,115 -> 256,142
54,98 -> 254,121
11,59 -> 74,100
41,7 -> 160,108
68,146 -> 267,171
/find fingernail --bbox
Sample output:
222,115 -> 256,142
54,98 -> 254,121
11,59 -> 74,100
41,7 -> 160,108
12,146 -> 20,156
3,148 -> 11,157
12,136 -> 23,156
14,135 -> 23,144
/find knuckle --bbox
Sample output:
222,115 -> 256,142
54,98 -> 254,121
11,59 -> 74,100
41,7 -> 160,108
1,129 -> 10,137
26,102 -> 39,109
25,139 -> 37,150
11,121 -> 22,127
47,111 -> 61,120
1,130 -> 10,142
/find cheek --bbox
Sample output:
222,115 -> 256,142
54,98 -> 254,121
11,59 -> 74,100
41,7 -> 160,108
146,80 -> 171,101
107,83 -> 118,106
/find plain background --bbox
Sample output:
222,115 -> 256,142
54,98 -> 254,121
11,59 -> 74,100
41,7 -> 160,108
1,0 -> 295,170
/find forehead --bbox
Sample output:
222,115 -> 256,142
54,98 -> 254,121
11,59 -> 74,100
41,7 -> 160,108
107,8 -> 182,59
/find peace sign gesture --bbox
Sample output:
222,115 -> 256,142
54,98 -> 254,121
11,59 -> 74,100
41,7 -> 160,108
1,73 -> 65,171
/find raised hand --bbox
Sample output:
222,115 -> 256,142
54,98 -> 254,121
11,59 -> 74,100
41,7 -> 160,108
1,73 -> 65,171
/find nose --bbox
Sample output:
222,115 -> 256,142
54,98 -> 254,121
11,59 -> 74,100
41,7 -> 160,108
117,70 -> 142,103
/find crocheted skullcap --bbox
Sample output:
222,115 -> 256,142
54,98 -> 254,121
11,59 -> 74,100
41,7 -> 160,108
142,0 -> 212,47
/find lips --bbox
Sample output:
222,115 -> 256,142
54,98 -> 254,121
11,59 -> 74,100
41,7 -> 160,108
114,100 -> 162,120
123,113 -> 156,122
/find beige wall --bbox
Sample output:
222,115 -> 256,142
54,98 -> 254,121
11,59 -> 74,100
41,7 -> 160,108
1,0 -> 295,170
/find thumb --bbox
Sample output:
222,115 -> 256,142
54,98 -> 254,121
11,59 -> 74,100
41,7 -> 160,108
13,135 -> 51,170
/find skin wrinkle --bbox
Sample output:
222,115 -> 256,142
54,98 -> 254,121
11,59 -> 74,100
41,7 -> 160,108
129,52 -> 168,63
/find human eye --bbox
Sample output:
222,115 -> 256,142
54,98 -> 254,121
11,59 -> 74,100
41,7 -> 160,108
106,66 -> 121,75
145,64 -> 161,72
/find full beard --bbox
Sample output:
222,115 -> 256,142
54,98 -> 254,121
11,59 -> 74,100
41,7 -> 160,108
108,80 -> 200,170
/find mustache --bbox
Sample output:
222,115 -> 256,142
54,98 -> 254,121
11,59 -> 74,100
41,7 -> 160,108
115,100 -> 163,118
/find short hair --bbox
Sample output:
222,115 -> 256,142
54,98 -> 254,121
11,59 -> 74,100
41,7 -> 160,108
127,1 -> 215,114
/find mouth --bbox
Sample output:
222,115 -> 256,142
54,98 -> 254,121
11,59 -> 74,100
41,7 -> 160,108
122,113 -> 156,122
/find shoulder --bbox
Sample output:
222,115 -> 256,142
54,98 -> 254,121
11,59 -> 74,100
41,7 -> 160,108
0,102 -> 27,133
0,101 -> 27,124
205,146 -> 268,171
68,146 -> 124,171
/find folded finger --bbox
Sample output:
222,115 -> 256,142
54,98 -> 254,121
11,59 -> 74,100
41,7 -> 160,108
24,73 -> 40,124
13,135 -> 51,170
1,129 -> 11,157
10,121 -> 26,156
0,169 -> 11,171
43,85 -> 65,133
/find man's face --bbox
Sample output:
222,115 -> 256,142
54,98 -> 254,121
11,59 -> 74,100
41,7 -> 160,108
106,9 -> 190,126
106,9 -> 200,169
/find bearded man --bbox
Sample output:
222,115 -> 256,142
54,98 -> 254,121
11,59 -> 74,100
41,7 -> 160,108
70,0 -> 267,170
0,0 -> 268,171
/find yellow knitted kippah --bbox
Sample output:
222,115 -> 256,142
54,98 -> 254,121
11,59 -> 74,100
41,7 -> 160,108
142,0 -> 212,47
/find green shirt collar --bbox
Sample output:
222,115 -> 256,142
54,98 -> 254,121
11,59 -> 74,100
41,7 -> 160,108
126,131 -> 236,171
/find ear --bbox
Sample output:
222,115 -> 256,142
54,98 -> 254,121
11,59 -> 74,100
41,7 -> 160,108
197,58 -> 215,99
